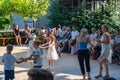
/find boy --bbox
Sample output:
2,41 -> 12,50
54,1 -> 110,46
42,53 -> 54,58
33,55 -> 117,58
2,44 -> 24,80
21,40 -> 43,68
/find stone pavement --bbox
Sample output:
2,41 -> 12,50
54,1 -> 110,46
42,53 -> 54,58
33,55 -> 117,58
0,46 -> 120,80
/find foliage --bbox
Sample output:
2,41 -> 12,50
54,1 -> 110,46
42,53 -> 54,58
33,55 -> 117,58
32,29 -> 40,36
48,1 -> 120,32
0,0 -> 50,30
48,0 -> 68,27
0,0 -> 50,18
0,17 -> 10,30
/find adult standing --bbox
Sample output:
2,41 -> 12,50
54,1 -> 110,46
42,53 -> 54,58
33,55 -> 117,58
95,24 -> 110,79
76,28 -> 94,80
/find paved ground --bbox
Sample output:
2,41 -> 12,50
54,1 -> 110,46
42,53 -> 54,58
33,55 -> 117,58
0,46 -> 120,80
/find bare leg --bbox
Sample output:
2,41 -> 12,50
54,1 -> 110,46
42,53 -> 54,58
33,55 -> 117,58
87,72 -> 91,79
103,59 -> 109,77
29,60 -> 33,69
83,74 -> 86,79
15,37 -> 19,45
48,58 -> 53,69
95,61 -> 103,78
18,36 -> 21,45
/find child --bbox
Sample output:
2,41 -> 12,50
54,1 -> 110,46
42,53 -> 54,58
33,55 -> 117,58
2,44 -> 24,80
21,40 -> 43,68
40,35 -> 59,70
27,33 -> 36,69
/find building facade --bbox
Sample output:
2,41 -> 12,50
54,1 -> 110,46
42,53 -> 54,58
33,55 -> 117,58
59,0 -> 119,11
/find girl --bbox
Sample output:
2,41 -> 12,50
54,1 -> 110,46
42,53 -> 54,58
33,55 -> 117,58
40,35 -> 59,70
95,24 -> 111,79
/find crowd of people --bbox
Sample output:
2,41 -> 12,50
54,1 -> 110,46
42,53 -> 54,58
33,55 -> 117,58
2,24 -> 120,80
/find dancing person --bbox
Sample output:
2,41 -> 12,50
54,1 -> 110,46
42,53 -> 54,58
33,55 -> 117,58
76,28 -> 94,80
95,24 -> 111,79
28,68 -> 54,80
40,35 -> 59,70
13,24 -> 21,46
27,33 -> 36,69
2,44 -> 24,80
20,40 -> 43,68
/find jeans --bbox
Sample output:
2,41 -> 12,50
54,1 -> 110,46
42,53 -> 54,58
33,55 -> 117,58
118,50 -> 120,60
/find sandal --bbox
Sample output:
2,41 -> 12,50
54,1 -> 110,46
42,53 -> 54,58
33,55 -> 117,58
95,74 -> 102,79
102,75 -> 110,78
46,68 -> 53,71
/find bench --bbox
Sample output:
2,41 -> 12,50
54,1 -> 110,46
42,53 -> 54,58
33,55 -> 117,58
0,37 -> 13,46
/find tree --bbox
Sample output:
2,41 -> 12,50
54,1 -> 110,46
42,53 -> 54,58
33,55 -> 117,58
48,1 -> 120,32
0,0 -> 50,28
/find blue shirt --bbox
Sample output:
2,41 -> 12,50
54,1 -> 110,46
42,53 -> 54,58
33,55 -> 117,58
78,42 -> 88,50
2,53 -> 18,70
115,35 -> 120,43
32,48 -> 43,67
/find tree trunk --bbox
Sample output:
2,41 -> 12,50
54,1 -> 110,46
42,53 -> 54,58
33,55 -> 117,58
10,14 -> 13,29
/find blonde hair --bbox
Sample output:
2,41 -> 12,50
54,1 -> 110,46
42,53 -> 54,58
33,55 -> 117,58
50,35 -> 57,44
80,28 -> 88,37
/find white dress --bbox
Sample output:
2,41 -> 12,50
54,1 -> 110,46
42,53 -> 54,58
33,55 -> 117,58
98,33 -> 111,62
47,42 -> 59,60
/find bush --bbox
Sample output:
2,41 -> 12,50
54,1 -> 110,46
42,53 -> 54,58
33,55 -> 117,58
0,17 -> 10,30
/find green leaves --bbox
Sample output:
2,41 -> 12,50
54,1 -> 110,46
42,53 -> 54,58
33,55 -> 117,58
0,0 -> 50,19
48,1 -> 120,32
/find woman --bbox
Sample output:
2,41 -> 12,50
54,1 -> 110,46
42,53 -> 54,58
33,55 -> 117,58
76,28 -> 94,80
95,24 -> 110,79
13,24 -> 21,45
24,25 -> 31,43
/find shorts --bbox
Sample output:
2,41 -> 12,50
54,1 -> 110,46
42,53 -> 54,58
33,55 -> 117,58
4,70 -> 14,80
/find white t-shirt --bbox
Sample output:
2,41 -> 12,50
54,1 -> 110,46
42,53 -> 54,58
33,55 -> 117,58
27,40 -> 34,57
2,53 -> 18,70
32,48 -> 43,67
90,33 -> 97,42
56,28 -> 62,37
71,30 -> 79,40
110,39 -> 114,48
